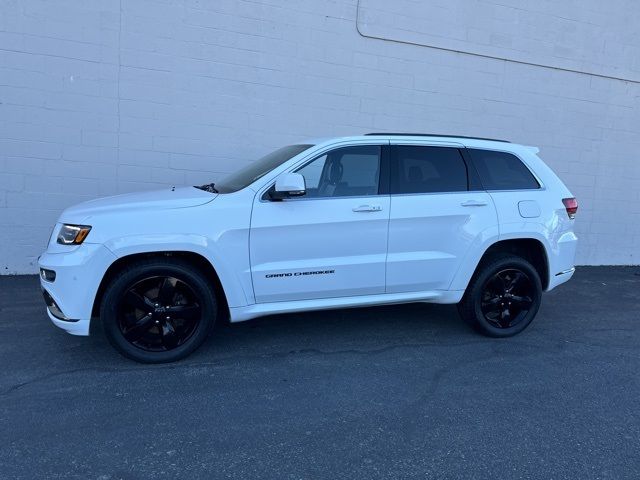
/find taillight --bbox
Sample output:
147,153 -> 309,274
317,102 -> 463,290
562,197 -> 578,219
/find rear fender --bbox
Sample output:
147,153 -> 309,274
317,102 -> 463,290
449,225 -> 552,292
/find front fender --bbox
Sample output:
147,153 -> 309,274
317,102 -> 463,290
103,234 -> 253,307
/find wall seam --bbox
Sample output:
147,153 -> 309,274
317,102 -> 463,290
354,0 -> 639,85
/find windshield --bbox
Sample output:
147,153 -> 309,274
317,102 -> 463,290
213,144 -> 313,193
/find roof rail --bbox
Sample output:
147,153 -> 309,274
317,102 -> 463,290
364,133 -> 511,143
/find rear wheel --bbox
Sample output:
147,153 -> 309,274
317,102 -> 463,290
458,255 -> 542,337
101,258 -> 217,363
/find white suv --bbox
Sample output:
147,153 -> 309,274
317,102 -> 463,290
39,134 -> 578,363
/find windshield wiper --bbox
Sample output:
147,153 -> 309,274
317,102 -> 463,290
195,182 -> 219,193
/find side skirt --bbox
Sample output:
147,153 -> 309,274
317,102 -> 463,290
229,290 -> 465,323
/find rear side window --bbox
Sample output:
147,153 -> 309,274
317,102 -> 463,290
390,146 -> 468,194
469,149 -> 540,190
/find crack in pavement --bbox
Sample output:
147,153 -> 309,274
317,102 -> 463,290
4,335 -> 625,397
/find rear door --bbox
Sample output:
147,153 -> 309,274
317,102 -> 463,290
386,143 -> 498,293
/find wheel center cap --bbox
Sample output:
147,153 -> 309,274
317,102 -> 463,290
154,306 -> 167,314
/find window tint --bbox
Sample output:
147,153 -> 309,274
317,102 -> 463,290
469,149 -> 540,190
296,145 -> 381,198
391,146 -> 468,194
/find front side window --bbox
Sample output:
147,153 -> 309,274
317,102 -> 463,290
295,145 -> 381,198
468,149 -> 540,190
390,146 -> 468,194
214,144 -> 313,193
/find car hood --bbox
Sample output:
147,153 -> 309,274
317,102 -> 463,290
59,187 -> 217,223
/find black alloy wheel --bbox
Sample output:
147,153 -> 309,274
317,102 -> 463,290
101,258 -> 217,363
118,276 -> 202,352
480,269 -> 534,329
458,255 -> 542,337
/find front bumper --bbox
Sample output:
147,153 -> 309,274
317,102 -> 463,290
39,243 -> 117,336
45,307 -> 90,336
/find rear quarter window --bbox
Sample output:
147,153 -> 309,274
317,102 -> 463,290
469,149 -> 540,190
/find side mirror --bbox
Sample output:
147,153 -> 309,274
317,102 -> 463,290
270,173 -> 306,200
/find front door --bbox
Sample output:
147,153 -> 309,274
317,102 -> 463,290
250,144 -> 390,303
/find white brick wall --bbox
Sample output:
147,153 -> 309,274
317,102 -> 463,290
1,0 -> 639,273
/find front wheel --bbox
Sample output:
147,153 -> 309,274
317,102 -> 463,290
458,255 -> 542,337
100,258 -> 217,363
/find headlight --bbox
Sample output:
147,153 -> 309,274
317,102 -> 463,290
57,224 -> 92,245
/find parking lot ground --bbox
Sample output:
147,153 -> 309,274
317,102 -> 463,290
1,266 -> 639,479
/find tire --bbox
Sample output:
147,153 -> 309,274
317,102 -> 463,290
458,254 -> 542,337
100,258 -> 217,363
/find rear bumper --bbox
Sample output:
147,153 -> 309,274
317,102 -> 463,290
39,243 -> 117,336
546,231 -> 578,291
548,266 -> 575,290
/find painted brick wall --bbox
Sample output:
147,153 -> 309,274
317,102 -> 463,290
1,0 -> 639,273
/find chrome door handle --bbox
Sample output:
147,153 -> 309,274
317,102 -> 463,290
352,205 -> 382,212
461,200 -> 488,207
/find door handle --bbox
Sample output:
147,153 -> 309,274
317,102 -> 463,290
352,204 -> 382,212
461,200 -> 488,207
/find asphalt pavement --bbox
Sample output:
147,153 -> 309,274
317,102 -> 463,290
1,267 -> 639,479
